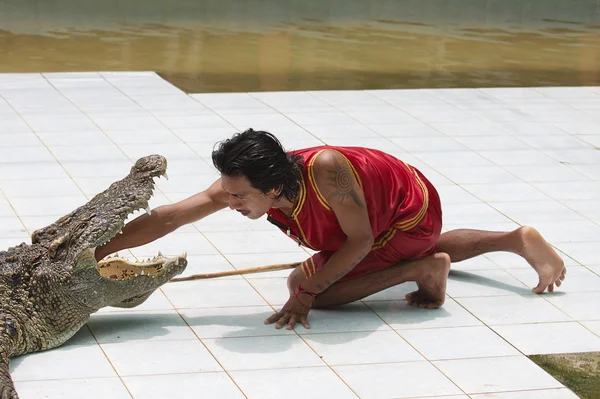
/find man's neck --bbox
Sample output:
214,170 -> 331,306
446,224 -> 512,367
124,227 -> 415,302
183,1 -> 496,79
273,196 -> 296,218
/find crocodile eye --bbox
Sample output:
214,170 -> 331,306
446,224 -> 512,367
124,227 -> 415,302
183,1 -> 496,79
134,158 -> 148,169
31,226 -> 58,244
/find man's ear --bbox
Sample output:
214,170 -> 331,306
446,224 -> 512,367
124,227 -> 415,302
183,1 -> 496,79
269,185 -> 283,198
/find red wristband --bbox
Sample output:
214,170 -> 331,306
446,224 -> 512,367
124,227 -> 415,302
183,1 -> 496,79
294,283 -> 317,299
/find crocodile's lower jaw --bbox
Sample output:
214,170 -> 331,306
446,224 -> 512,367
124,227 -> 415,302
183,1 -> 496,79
97,252 -> 187,281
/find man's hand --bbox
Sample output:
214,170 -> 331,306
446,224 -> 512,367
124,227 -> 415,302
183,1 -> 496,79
264,292 -> 315,330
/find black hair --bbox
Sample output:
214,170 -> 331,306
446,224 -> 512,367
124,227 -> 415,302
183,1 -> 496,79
212,128 -> 303,201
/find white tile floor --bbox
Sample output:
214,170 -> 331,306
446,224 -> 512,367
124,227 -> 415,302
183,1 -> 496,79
2,72 -> 599,398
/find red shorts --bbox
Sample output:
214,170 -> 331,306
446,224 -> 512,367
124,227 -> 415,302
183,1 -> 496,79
300,174 -> 443,282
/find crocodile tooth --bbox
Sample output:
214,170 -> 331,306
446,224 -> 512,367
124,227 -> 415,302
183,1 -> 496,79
163,172 -> 169,180
141,270 -> 145,276
145,206 -> 151,215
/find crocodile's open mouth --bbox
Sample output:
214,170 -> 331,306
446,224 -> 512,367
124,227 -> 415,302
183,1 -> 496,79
89,155 -> 187,281
97,252 -> 187,281
93,173 -> 188,281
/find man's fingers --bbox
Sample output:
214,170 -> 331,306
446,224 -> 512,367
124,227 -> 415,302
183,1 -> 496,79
264,312 -> 283,325
300,316 -> 311,329
275,314 -> 291,329
285,315 -> 311,330
287,315 -> 298,330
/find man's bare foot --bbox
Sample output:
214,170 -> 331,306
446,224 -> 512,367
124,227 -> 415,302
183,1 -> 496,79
405,252 -> 451,309
516,226 -> 566,294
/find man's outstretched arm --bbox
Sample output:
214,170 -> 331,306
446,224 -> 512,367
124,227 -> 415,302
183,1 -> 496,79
95,178 -> 229,260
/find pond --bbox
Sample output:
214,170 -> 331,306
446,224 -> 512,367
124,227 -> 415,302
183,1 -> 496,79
0,0 -> 599,92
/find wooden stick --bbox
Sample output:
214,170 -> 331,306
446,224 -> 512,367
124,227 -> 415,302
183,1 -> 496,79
169,262 -> 299,282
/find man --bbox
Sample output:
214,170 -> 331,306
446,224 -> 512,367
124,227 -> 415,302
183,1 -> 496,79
95,128 -> 566,330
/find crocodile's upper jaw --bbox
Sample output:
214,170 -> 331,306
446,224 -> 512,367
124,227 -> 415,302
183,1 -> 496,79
30,154 -> 170,254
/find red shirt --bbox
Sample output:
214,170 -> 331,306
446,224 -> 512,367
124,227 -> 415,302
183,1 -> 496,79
266,146 -> 430,252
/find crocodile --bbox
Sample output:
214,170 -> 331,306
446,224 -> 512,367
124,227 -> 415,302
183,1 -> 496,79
0,155 -> 188,399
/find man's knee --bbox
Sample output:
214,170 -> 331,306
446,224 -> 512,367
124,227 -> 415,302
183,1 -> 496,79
287,265 -> 307,294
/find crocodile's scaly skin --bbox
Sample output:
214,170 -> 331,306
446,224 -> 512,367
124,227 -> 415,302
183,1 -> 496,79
0,155 -> 187,399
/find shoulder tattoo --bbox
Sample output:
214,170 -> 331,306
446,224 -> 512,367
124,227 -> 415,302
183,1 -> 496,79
325,155 -> 365,209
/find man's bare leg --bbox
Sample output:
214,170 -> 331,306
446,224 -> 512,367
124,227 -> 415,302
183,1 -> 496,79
288,252 -> 451,309
436,226 -> 566,293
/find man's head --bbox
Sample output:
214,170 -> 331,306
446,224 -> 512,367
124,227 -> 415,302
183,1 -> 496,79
212,128 -> 303,219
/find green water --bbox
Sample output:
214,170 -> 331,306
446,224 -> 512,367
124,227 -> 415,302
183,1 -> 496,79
0,0 -> 599,92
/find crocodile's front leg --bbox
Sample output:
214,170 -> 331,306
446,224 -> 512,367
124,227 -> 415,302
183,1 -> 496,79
0,312 -> 22,399
0,357 -> 17,399
0,334 -> 17,399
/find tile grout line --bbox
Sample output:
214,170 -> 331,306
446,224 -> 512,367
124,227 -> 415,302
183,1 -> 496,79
381,90 -> 599,194
304,89 -> 446,151
444,292 -> 596,359
359,298 -> 471,396
0,183 -> 29,238
188,89 -> 328,151
427,298 -> 573,393
386,285 -> 556,393
369,88 -> 531,153
556,194 -> 600,230
83,323 -> 136,399
239,91 -> 329,145
171,309 -> 251,399
0,82 -> 88,238
365,291 -> 584,393
304,89 -> 408,146
33,73 -> 129,190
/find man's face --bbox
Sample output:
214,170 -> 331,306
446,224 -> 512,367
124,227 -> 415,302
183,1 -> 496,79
221,175 -> 278,220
